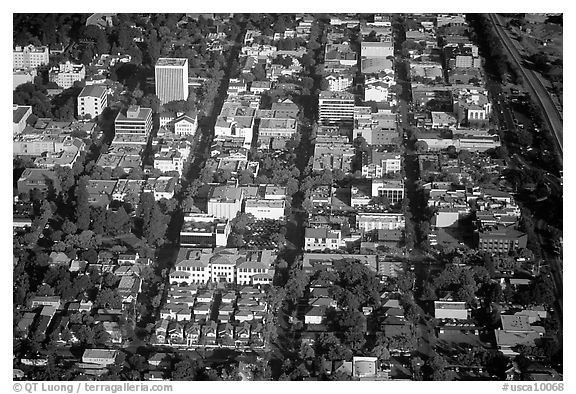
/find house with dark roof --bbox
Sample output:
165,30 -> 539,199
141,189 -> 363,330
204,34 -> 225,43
13,105 -> 32,136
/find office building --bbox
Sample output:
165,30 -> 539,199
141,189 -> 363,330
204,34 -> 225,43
318,90 -> 355,125
114,105 -> 153,136
155,58 -> 189,104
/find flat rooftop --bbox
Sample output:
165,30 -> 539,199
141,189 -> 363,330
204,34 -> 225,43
79,85 -> 107,98
156,58 -> 188,67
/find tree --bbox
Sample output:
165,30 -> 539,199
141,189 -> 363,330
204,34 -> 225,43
105,207 -> 131,236
96,288 -> 122,309
62,219 -> 78,236
173,358 -> 204,381
75,177 -> 91,231
144,204 -> 169,247
227,233 -> 245,248
414,140 -> 428,153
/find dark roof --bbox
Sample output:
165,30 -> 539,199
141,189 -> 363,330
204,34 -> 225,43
13,106 -> 31,123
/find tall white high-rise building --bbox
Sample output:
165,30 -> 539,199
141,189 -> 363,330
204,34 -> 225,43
155,58 -> 189,104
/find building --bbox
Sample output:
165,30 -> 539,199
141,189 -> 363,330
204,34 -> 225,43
144,177 -> 178,200
477,226 -> 528,253
153,150 -> 185,176
77,85 -> 108,119
170,249 -> 211,285
305,228 -> 343,251
13,45 -> 50,69
326,74 -> 354,92
17,168 -> 58,195
371,179 -> 405,204
13,105 -> 32,136
174,113 -> 198,136
207,185 -> 244,220
155,58 -> 189,104
214,103 -> 255,148
353,112 -> 398,146
114,105 -> 153,136
361,57 -> 394,74
179,214 -> 230,247
356,213 -> 406,231
303,253 -> 378,273
49,62 -> 86,89
361,41 -> 394,59
353,356 -> 378,379
271,99 -> 299,118
362,150 -> 401,178
434,301 -> 469,320
244,199 -> 286,220
236,250 -> 276,285
82,349 -> 118,366
313,142 -> 355,172
318,91 -> 355,126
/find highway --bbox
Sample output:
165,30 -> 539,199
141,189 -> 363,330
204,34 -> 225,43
488,13 -> 563,157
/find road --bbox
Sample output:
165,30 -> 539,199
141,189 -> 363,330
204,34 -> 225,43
488,13 -> 563,156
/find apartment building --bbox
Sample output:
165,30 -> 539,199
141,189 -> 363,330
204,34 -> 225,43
13,45 -> 49,69
77,85 -> 108,119
49,62 -> 86,89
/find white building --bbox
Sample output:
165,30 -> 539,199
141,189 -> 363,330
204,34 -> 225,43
304,228 -> 343,251
82,349 -> 118,366
170,250 -> 211,285
364,83 -> 390,103
155,58 -> 189,104
326,74 -> 354,92
77,85 -> 108,119
114,105 -> 153,136
371,179 -> 405,203
361,41 -> 394,59
356,213 -> 406,231
13,45 -> 50,69
207,185 -> 244,220
236,250 -> 275,286
144,177 -> 178,200
434,301 -> 469,320
174,114 -> 198,136
153,150 -> 185,176
49,62 -> 86,89
318,90 -> 355,125
244,199 -> 285,220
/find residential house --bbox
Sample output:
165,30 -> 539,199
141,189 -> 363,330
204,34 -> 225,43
203,320 -> 217,345
305,306 -> 326,325
82,349 -> 118,366
235,322 -> 251,347
186,322 -> 202,346
434,301 -> 469,320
